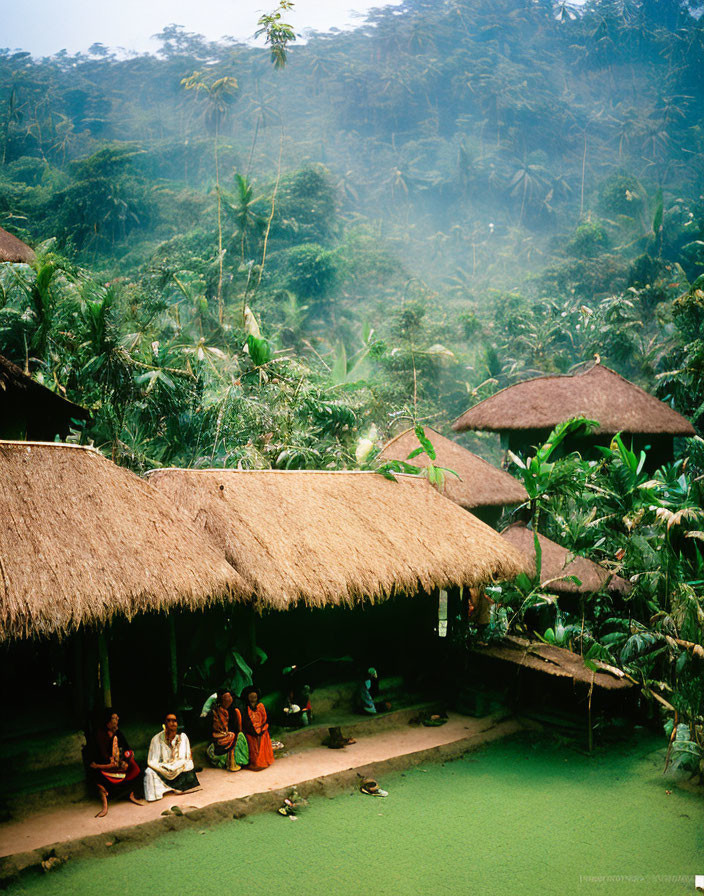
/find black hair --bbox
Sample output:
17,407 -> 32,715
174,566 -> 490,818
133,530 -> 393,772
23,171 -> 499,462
104,707 -> 117,726
240,685 -> 260,703
164,710 -> 179,721
217,688 -> 232,702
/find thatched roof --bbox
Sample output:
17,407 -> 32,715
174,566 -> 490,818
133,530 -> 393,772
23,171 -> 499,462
0,442 -> 246,640
146,469 -> 531,611
500,522 -> 631,595
452,362 -> 695,436
0,353 -> 87,441
472,635 -> 634,691
0,227 -> 35,264
379,427 -> 528,510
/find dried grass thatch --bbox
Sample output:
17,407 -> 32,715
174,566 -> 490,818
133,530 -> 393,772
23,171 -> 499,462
473,635 -> 634,691
501,522 -> 631,595
0,353 -> 87,440
453,362 -> 695,436
0,442 -> 246,640
147,469 -> 531,611
379,427 -> 528,510
0,227 -> 35,264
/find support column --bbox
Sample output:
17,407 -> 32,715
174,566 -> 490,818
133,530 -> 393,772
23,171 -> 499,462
97,630 -> 112,708
168,615 -> 178,703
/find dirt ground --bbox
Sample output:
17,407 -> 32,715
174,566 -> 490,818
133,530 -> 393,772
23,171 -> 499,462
0,713 -> 521,878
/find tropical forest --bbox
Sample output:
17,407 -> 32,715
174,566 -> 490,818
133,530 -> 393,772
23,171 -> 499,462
0,0 -> 703,890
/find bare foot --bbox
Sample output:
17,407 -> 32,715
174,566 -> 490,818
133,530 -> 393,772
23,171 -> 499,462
129,792 -> 145,807
96,787 -> 108,818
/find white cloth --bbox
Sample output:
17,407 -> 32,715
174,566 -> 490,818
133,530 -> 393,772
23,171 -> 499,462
143,730 -> 195,802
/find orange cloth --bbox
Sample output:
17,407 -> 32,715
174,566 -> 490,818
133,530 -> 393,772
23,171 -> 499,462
245,703 -> 274,770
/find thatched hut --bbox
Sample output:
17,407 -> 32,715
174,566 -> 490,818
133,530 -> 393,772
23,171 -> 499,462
379,426 -> 527,525
500,521 -> 631,596
0,353 -> 87,440
0,226 -> 35,264
452,361 -> 695,465
0,441 -> 246,641
147,469 -> 530,611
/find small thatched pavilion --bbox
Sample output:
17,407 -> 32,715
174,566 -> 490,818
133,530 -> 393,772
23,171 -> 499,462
452,360 -> 695,465
0,353 -> 87,440
379,426 -> 528,525
147,469 -> 530,611
500,522 -> 630,597
0,226 -> 35,264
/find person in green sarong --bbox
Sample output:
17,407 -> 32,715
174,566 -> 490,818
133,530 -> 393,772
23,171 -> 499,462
206,689 -> 249,771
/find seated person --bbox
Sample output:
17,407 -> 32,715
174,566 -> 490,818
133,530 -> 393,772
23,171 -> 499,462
355,667 -> 391,715
207,689 -> 248,772
279,665 -> 312,727
89,709 -> 143,818
144,711 -> 200,802
241,686 -> 275,771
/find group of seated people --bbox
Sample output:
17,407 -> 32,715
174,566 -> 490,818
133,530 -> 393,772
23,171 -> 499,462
88,685 -> 274,817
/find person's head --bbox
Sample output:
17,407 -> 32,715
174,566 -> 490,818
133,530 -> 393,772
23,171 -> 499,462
217,689 -> 233,709
367,667 -> 378,680
241,685 -> 260,709
164,712 -> 179,735
105,709 -> 119,732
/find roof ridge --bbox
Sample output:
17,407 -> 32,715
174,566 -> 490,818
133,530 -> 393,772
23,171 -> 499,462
0,439 -> 102,455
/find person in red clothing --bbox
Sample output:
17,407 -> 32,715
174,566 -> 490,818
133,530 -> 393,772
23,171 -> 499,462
240,686 -> 274,771
89,709 -> 143,817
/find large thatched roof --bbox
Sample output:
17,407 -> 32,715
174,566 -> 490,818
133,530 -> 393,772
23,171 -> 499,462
473,635 -> 634,691
147,469 -> 530,611
0,227 -> 35,263
500,522 -> 631,595
452,362 -> 695,436
379,427 -> 528,510
0,353 -> 87,441
0,442 -> 246,640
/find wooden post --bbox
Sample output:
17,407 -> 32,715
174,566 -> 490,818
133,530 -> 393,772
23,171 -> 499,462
587,675 -> 595,753
71,629 -> 85,722
97,630 -> 112,708
247,608 -> 257,666
168,615 -> 178,703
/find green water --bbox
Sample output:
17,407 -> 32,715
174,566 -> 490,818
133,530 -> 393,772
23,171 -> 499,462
8,732 -> 703,896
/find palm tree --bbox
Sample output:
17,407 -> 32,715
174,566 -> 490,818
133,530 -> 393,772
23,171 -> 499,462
181,71 -> 239,324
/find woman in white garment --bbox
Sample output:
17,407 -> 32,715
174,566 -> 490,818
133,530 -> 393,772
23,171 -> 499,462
144,712 -> 200,802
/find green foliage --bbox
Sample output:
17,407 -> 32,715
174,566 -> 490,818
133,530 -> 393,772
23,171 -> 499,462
566,221 -> 609,259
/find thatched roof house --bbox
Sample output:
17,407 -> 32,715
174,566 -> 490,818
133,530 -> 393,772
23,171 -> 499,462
452,363 -> 695,457
0,442 -> 246,640
379,427 -> 527,513
0,353 -> 87,441
0,227 -> 35,264
472,635 -> 634,691
147,469 -> 530,611
500,522 -> 631,595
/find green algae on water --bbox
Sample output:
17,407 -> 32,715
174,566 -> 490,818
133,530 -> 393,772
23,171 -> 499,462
7,732 -> 703,896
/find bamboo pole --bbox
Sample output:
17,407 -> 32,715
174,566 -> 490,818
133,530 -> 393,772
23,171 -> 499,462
97,630 -> 112,708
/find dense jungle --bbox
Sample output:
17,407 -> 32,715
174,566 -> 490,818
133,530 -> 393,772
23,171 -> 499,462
1,0 -> 704,767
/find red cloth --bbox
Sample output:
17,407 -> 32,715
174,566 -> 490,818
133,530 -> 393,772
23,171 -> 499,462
244,703 -> 274,770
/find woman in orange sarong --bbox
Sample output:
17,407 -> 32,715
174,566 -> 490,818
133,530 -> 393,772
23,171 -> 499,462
241,686 -> 274,771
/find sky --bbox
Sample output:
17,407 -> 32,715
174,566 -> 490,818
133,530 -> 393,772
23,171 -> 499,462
1,0 -> 399,57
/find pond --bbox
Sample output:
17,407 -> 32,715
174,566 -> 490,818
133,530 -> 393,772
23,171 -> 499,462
7,731 -> 702,896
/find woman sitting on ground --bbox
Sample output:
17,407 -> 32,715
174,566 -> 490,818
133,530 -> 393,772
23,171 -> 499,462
144,711 -> 200,802
241,686 -> 274,771
355,667 -> 391,715
207,689 -> 248,772
89,709 -> 143,818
